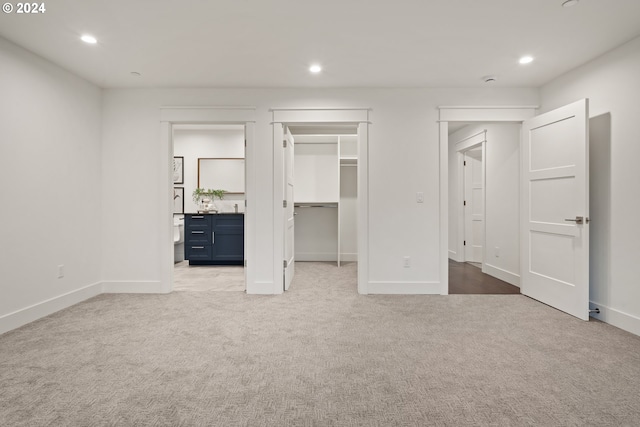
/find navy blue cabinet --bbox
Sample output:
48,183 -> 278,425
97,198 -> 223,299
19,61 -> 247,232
184,214 -> 244,265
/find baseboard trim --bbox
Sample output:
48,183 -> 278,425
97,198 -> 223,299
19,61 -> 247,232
296,253 -> 357,262
340,253 -> 358,262
448,250 -> 462,262
366,281 -> 442,294
296,252 -> 337,262
0,282 -> 102,335
101,281 -> 164,294
246,281 -> 276,295
589,301 -> 640,337
483,263 -> 520,287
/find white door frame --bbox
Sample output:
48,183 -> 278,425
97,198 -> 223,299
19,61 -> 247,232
454,132 -> 486,266
272,108 -> 370,294
439,106 -> 537,295
160,106 -> 256,293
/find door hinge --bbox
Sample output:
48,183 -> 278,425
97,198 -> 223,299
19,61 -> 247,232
283,200 -> 287,208
463,200 -> 466,206
283,139 -> 287,148
244,199 -> 247,207
283,260 -> 288,268
464,160 -> 467,166
244,259 -> 247,267
244,139 -> 247,147
463,240 -> 466,246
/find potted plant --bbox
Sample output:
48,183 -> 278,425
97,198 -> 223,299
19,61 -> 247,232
192,188 -> 225,212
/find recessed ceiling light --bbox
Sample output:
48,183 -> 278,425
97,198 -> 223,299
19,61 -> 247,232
562,0 -> 579,7
519,56 -> 534,64
309,64 -> 322,73
81,35 -> 97,44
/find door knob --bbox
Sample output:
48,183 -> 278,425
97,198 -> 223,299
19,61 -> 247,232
564,216 -> 584,224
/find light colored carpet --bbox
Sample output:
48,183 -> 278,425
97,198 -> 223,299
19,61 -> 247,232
2,262 -> 640,426
173,261 -> 244,292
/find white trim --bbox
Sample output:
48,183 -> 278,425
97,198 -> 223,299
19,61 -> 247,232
0,282 -> 102,335
357,122 -> 369,294
448,250 -> 462,262
454,134 -> 486,265
340,253 -> 358,262
294,252 -> 358,262
296,253 -> 340,262
589,302 -> 640,337
159,107 -> 257,294
483,263 -> 520,287
439,105 -> 539,110
455,130 -> 486,152
272,123 -> 285,294
101,281 -> 164,293
250,281 -> 277,295
439,122 -> 449,295
367,281 -> 442,294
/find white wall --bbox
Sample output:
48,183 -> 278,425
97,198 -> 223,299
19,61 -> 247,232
101,87 -> 538,294
340,165 -> 358,262
173,127 -> 245,214
0,37 -> 103,333
448,124 -> 521,286
540,36 -> 640,335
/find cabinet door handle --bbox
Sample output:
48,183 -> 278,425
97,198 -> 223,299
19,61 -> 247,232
212,231 -> 215,244
191,231 -> 204,234
191,246 -> 205,249
192,215 -> 204,219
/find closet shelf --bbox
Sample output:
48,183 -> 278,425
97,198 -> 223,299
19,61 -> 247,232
339,156 -> 358,165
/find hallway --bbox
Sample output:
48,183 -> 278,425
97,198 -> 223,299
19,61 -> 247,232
449,259 -> 520,294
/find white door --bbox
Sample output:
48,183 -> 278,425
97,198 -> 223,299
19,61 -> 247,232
521,99 -> 589,320
283,127 -> 295,291
464,148 -> 484,263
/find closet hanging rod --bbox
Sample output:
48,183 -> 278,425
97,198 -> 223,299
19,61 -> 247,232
294,203 -> 338,208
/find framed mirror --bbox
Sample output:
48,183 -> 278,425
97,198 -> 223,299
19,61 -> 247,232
197,158 -> 245,194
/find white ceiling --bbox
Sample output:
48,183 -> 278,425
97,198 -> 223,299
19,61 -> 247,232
1,0 -> 639,89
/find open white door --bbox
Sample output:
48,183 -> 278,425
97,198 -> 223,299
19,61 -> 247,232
464,148 -> 484,263
521,99 -> 589,320
283,127 -> 295,291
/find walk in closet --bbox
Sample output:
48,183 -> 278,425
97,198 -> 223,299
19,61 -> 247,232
292,132 -> 358,266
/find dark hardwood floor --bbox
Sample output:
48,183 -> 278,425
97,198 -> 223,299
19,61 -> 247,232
449,259 -> 520,294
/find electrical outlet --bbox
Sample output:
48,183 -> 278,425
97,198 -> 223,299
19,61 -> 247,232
416,192 -> 424,203
57,265 -> 64,279
494,247 -> 500,258
403,256 -> 411,268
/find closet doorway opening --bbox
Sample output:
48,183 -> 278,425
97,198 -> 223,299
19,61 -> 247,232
289,125 -> 358,262
447,122 -> 520,295
172,124 -> 246,292
280,124 -> 360,292
272,108 -> 370,294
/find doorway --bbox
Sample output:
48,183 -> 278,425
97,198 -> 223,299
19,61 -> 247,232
439,102 -> 591,320
447,123 -> 519,295
172,124 -> 246,292
159,106 -> 256,294
271,108 -> 370,294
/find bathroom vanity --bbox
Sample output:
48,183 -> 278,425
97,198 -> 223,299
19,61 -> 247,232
184,213 -> 244,265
